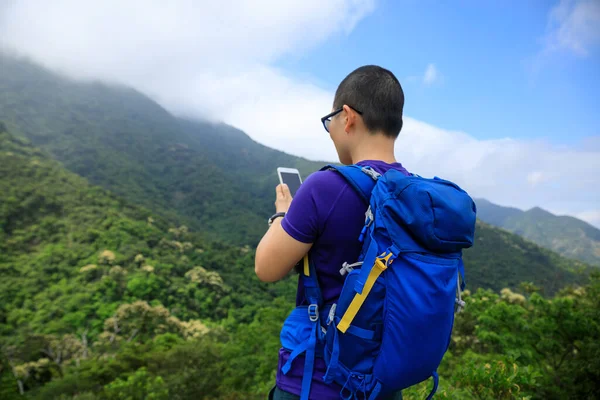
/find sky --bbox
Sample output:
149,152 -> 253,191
0,0 -> 599,227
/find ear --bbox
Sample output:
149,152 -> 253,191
342,104 -> 357,134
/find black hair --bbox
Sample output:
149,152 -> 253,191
333,65 -> 404,138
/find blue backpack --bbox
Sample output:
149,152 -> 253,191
279,164 -> 477,400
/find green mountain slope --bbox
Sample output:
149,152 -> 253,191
0,53 -> 590,296
464,220 -> 588,294
476,198 -> 600,266
0,127 -> 295,342
0,127 -> 597,400
0,126 -> 299,398
0,53 -> 324,246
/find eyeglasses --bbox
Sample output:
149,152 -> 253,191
320,106 -> 363,133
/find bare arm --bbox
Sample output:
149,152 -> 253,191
255,184 -> 312,282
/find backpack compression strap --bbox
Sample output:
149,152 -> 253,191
301,254 -> 323,311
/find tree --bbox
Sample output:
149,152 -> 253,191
104,367 -> 169,400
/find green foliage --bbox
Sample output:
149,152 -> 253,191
463,220 -> 589,295
402,353 -> 539,400
104,368 -> 169,400
446,274 -> 600,399
15,275 -> 598,400
1,54 -> 599,399
0,128 -> 297,399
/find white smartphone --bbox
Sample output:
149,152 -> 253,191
277,167 -> 303,197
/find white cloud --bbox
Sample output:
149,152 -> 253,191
407,63 -> 440,85
169,65 -> 335,160
544,0 -> 600,56
527,171 -> 546,186
0,0 -> 598,228
0,0 -> 373,167
575,211 -> 600,228
0,0 -> 375,106
393,119 -> 600,228
423,63 -> 438,85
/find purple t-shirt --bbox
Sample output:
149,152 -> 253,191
277,160 -> 410,399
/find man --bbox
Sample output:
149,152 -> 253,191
255,65 -> 407,400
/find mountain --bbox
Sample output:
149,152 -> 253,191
1,58 -> 598,399
464,220 -> 588,293
476,198 -> 600,266
0,127 -> 295,337
0,53 -> 324,246
0,126 -> 301,398
0,53 -> 590,297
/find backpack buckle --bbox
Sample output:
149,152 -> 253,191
455,298 -> 466,313
374,251 -> 395,271
327,304 -> 337,325
361,167 -> 381,180
340,261 -> 363,276
308,304 -> 319,322
359,207 -> 374,242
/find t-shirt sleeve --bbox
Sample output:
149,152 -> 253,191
281,170 -> 348,243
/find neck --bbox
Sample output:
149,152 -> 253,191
350,133 -> 397,165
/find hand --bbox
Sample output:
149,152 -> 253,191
275,184 -> 293,213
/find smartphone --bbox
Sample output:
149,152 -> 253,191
277,167 -> 303,197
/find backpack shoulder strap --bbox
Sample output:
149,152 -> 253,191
303,163 -> 380,303
320,164 -> 379,204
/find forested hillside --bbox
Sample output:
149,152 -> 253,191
1,126 -> 598,399
0,54 -> 324,246
0,53 -> 589,295
476,198 -> 600,266
1,53 -> 599,399
0,127 -> 296,398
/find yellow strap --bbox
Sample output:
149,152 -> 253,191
337,253 -> 393,333
303,254 -> 310,276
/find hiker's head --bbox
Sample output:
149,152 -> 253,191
322,65 -> 404,164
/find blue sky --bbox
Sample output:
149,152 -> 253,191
278,0 -> 600,146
